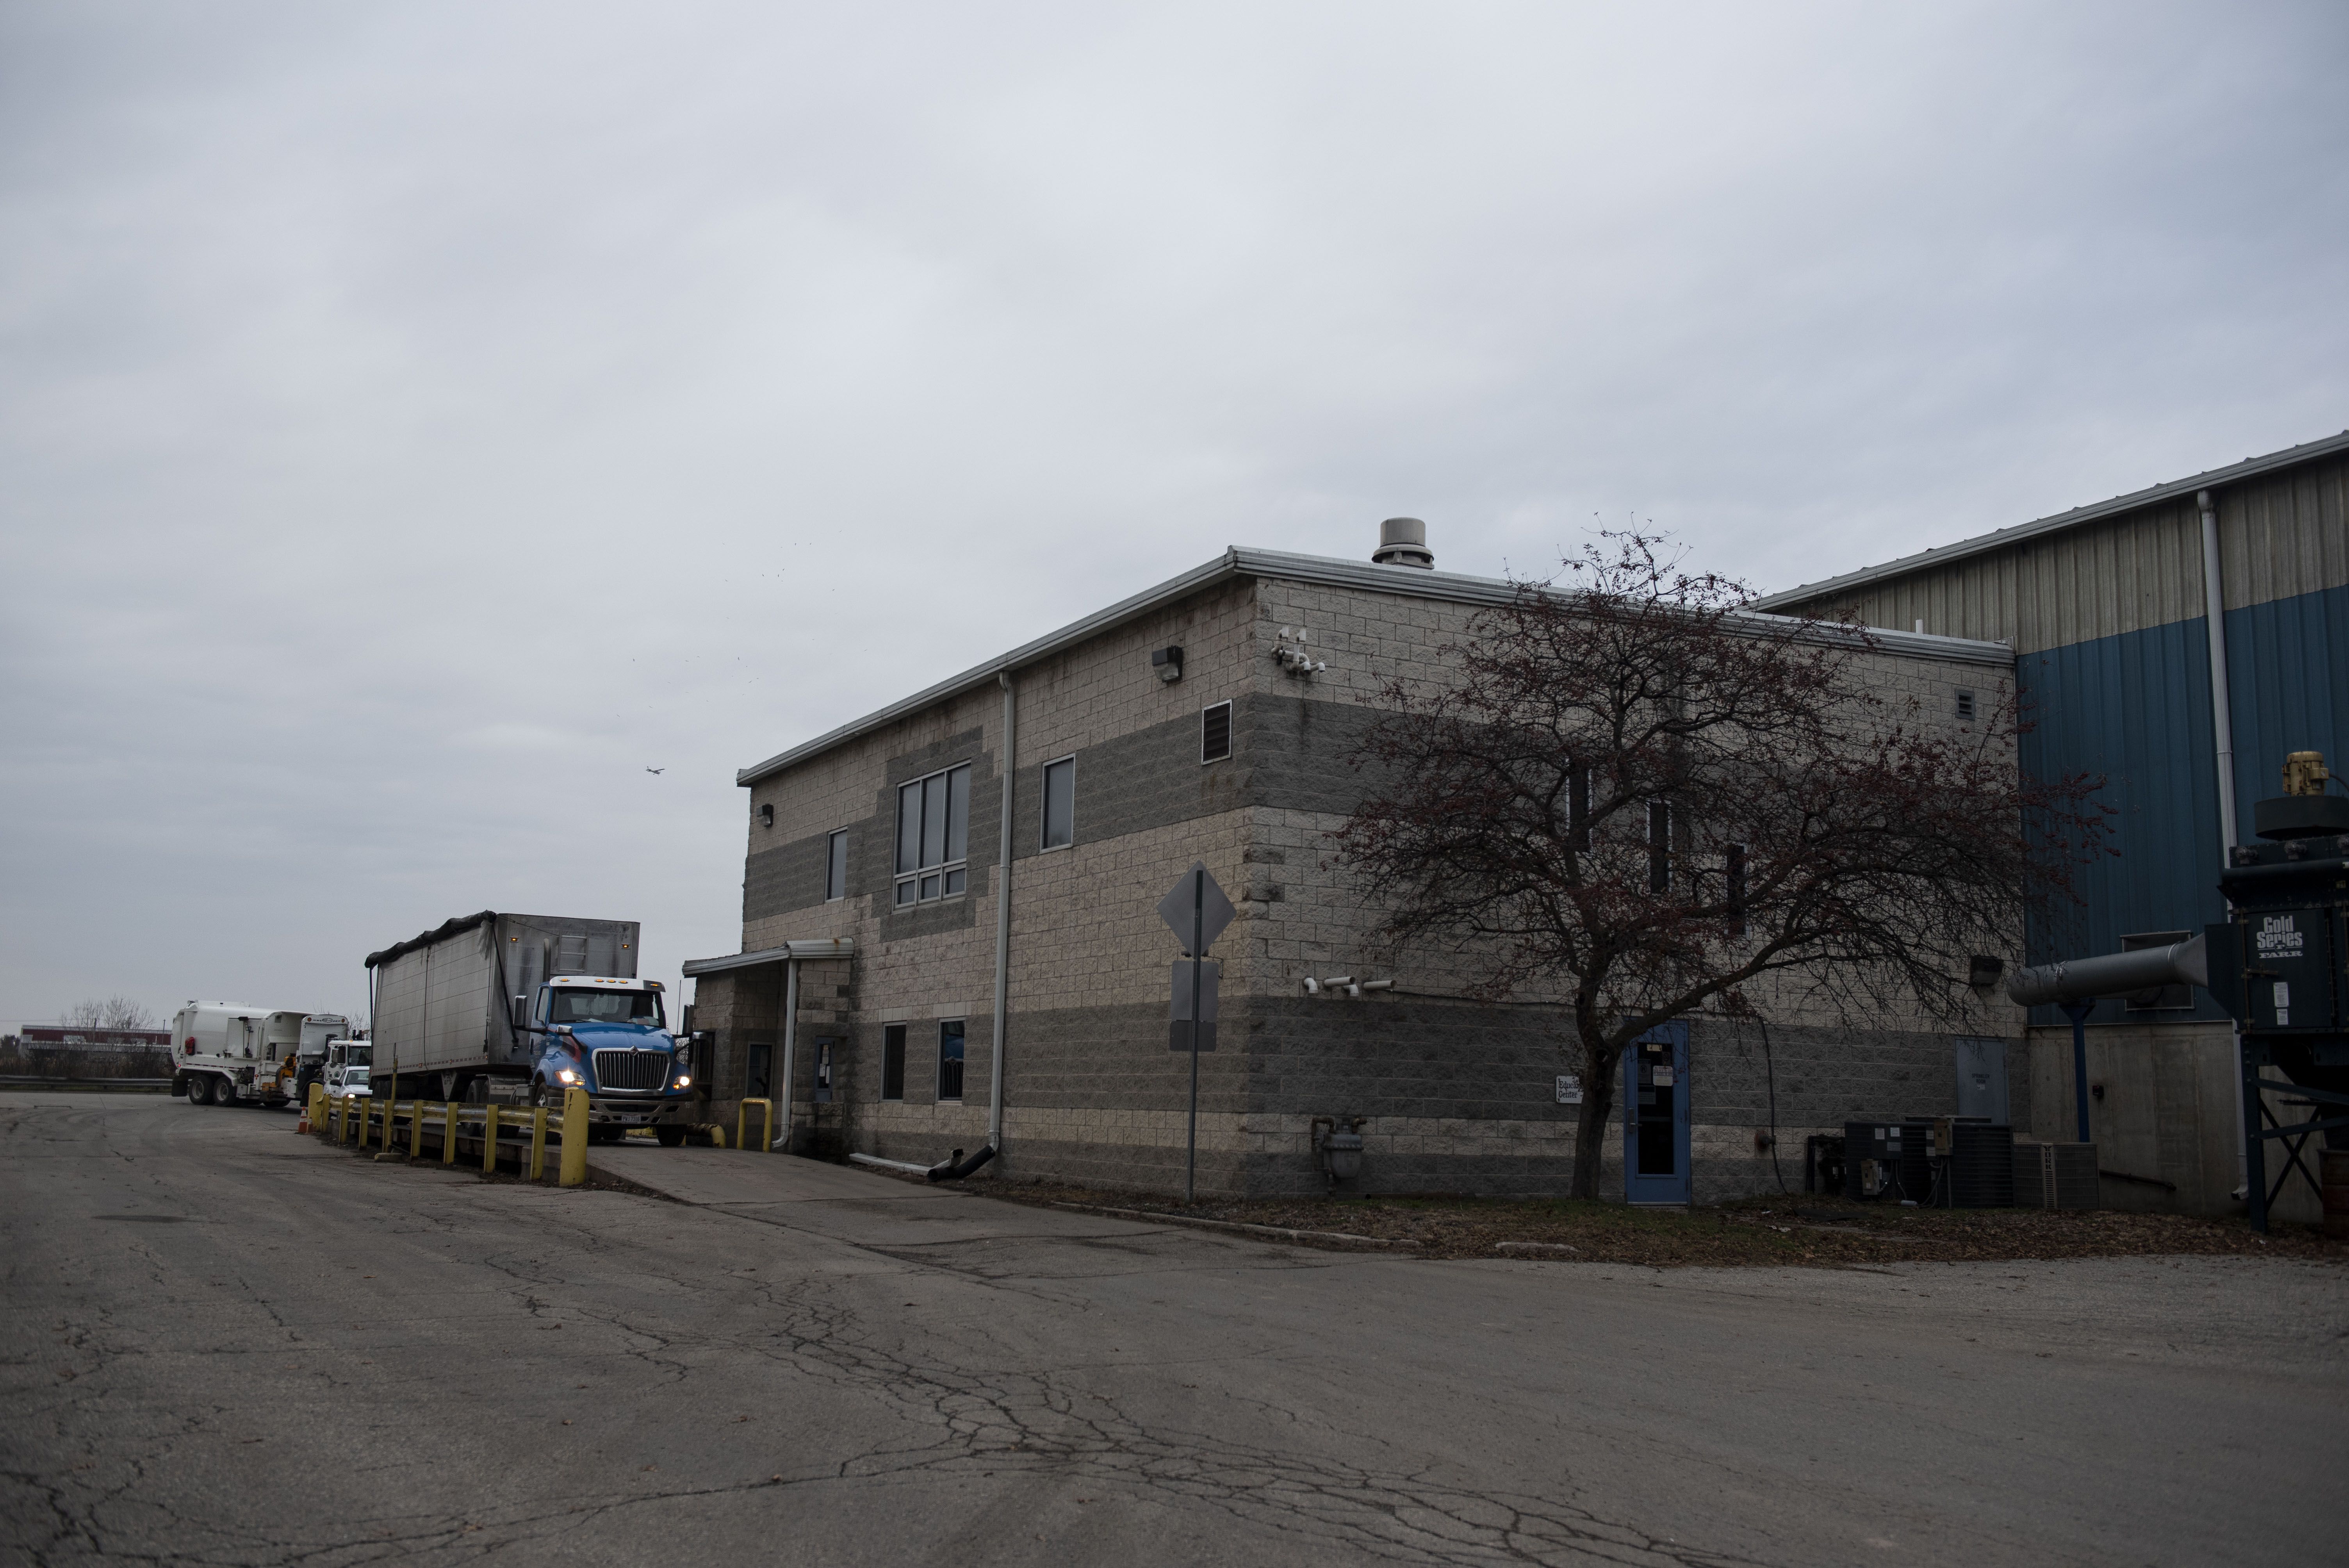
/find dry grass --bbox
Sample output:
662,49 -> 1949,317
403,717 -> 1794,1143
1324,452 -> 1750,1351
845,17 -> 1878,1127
982,1180 -> 2348,1268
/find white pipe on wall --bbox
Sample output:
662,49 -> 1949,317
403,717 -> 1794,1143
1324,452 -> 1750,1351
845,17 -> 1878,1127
2199,489 -> 2239,855
989,671 -> 1017,1155
775,958 -> 798,1151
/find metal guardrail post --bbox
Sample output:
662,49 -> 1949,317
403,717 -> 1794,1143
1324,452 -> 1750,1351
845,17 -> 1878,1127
528,1108 -> 548,1181
560,1086 -> 590,1187
410,1099 -> 426,1159
308,1083 -> 326,1130
483,1105 -> 501,1172
737,1098 -> 772,1154
443,1101 -> 459,1164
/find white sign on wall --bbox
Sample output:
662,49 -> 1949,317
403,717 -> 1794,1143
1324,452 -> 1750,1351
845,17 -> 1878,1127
1556,1074 -> 1583,1105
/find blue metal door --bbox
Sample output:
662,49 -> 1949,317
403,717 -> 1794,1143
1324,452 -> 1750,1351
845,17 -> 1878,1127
1623,1022 -> 1691,1204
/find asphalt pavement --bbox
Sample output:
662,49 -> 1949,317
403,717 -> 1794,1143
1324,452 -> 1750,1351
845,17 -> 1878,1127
5,1092 -> 2344,1567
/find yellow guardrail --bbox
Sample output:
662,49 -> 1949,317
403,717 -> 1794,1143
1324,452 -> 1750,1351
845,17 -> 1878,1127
308,1083 -> 589,1186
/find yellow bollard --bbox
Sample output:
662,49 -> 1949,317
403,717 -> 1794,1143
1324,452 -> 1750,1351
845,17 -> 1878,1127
308,1082 -> 327,1133
483,1104 -> 501,1172
528,1108 -> 548,1181
411,1099 -> 426,1158
559,1086 -> 590,1188
357,1095 -> 369,1150
736,1098 -> 772,1155
443,1100 -> 459,1164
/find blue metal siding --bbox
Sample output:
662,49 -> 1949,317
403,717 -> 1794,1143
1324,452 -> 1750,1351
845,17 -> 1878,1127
2225,580 -> 2349,818
2019,579 -> 2349,1025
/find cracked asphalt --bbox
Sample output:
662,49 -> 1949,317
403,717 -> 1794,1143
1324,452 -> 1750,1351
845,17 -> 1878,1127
5,1093 -> 2345,1567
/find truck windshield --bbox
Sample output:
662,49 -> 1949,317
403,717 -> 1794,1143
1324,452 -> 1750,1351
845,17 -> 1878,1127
549,989 -> 664,1028
346,1046 -> 372,1067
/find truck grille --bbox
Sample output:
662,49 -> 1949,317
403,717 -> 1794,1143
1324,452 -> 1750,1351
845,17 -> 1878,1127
592,1049 -> 668,1092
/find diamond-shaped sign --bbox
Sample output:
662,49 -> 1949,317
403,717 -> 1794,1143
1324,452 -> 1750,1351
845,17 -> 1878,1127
1156,861 -> 1235,953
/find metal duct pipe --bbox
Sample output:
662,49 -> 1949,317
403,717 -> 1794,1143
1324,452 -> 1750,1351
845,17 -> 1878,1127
2199,490 -> 2240,855
989,670 -> 1016,1156
2005,934 -> 2207,1007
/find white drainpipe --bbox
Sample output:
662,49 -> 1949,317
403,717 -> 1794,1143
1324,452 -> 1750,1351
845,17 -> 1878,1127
2201,487 -> 2247,1197
989,671 -> 1017,1155
2199,490 -> 2238,857
775,958 -> 798,1150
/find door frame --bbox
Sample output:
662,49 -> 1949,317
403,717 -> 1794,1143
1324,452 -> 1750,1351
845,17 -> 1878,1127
1623,1020 -> 1691,1204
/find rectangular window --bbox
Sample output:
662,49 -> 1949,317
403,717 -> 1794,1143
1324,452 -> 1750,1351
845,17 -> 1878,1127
1955,688 -> 1977,721
937,1019 -> 965,1101
893,762 -> 972,906
1725,842 -> 1747,935
881,1025 -> 906,1101
1201,700 -> 1233,763
1041,756 -> 1075,850
1647,800 -> 1672,893
1569,764 -> 1592,850
825,829 -> 848,901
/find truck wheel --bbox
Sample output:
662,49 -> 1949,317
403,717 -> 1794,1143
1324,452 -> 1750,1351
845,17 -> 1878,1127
212,1078 -> 238,1107
655,1126 -> 687,1148
188,1075 -> 212,1105
529,1078 -> 549,1108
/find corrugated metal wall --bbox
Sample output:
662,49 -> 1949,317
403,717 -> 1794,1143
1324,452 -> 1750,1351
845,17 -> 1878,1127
1784,451 -> 2349,653
2225,581 -> 2349,818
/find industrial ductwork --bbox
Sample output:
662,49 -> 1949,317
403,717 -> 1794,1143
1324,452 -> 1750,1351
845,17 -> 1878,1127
2005,934 -> 2208,1007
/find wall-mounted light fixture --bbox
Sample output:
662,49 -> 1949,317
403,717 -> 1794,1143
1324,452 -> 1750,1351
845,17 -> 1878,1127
758,803 -> 775,829
1153,646 -> 1183,683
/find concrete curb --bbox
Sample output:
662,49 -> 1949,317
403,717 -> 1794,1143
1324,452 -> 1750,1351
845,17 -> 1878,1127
1494,1240 -> 1579,1256
1048,1202 -> 1422,1254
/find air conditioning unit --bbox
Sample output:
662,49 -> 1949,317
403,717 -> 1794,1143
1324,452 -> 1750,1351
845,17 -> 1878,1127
2014,1141 -> 2099,1210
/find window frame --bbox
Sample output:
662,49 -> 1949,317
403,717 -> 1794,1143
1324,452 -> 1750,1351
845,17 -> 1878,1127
892,762 -> 972,907
825,829 -> 849,902
1201,700 -> 1233,764
1040,755 -> 1076,851
936,1018 -> 966,1102
1955,687 -> 1977,722
880,1024 -> 906,1101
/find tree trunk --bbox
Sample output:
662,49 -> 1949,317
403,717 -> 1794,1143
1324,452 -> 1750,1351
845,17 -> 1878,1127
1570,1041 -> 1620,1199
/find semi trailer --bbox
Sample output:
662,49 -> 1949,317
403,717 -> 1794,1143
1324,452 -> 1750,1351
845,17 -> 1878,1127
364,910 -> 697,1143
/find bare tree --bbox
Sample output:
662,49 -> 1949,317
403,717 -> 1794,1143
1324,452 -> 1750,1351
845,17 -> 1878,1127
1332,533 -> 2109,1200
62,996 -> 158,1033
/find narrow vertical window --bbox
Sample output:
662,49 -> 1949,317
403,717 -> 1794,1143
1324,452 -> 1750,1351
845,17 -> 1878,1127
1647,800 -> 1672,893
1725,843 -> 1747,935
1041,756 -> 1075,849
825,830 -> 848,902
1569,764 -> 1592,850
881,1025 -> 905,1101
937,1019 -> 965,1101
1201,701 -> 1233,763
1955,688 -> 1977,721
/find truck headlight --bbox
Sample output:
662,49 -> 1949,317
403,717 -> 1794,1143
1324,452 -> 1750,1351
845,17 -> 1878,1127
556,1068 -> 581,1085
673,1075 -> 691,1089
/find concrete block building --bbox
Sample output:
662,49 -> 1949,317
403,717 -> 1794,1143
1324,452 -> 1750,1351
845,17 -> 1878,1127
1758,429 -> 2349,1219
685,528 -> 2021,1201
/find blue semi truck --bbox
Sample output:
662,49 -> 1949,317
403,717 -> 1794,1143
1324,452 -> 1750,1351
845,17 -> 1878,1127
364,911 -> 699,1144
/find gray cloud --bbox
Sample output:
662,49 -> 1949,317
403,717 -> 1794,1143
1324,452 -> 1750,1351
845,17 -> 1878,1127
4,0 -> 2344,1023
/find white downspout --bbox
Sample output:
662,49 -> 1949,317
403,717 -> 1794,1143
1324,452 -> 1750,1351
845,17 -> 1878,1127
2200,490 -> 2238,857
775,958 -> 798,1151
2201,487 -> 2247,1199
989,671 -> 1017,1156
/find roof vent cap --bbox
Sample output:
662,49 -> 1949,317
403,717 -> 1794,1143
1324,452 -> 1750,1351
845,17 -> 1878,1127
1372,517 -> 1433,569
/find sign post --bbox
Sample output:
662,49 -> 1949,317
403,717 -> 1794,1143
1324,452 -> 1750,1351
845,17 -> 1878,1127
1157,861 -> 1235,1204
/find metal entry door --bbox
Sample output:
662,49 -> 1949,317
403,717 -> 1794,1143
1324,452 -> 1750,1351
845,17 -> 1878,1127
1623,1022 -> 1691,1204
1954,1037 -> 2010,1122
745,1041 -> 773,1102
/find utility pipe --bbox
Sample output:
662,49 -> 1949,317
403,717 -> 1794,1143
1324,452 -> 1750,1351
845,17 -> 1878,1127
2199,486 -> 2249,1196
988,671 -> 1016,1158
2199,490 -> 2239,856
775,958 -> 798,1151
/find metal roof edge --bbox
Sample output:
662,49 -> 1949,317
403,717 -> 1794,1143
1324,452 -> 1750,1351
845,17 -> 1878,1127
1750,428 -> 2349,612
683,937 -> 856,977
737,545 -> 2016,787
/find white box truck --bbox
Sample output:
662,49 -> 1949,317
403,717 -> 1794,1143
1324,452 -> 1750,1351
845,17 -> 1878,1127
364,911 -> 695,1142
172,1004 -> 320,1107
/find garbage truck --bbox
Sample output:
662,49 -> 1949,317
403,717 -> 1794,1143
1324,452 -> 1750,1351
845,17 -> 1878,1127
363,911 -> 697,1144
172,1003 -> 317,1107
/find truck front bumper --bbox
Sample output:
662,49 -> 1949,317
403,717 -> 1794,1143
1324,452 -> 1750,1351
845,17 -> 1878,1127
585,1096 -> 692,1126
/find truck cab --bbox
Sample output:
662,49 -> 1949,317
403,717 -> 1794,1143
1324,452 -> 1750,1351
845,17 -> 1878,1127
517,976 -> 694,1145
323,1041 -> 372,1101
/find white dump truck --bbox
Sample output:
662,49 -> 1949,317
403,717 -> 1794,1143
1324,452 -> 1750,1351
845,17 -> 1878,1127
172,1003 -> 323,1107
365,910 -> 695,1141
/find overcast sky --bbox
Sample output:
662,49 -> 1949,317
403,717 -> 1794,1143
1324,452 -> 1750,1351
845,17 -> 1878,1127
4,1 -> 2344,1030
